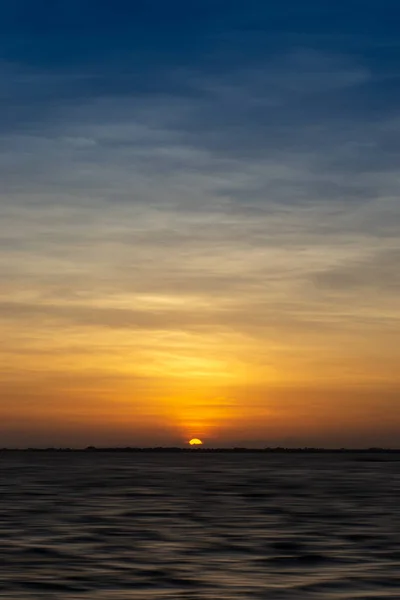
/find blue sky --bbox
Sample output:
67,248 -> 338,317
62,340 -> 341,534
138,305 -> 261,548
0,1 -> 399,446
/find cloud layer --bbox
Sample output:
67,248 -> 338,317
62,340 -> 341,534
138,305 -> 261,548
1,2 -> 399,446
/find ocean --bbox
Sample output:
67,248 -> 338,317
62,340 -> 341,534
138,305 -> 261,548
0,452 -> 399,599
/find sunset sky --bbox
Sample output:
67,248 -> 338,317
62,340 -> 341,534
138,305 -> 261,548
1,1 -> 399,448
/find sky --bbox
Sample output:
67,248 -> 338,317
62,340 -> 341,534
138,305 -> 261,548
1,1 -> 399,448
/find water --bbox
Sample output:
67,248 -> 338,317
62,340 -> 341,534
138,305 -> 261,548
0,452 -> 399,599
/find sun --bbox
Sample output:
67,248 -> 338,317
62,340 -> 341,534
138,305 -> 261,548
189,438 -> 203,446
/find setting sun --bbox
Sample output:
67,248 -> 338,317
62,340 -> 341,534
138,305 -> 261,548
189,438 -> 203,446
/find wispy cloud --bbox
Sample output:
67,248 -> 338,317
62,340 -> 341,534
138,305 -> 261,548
1,14 -> 399,444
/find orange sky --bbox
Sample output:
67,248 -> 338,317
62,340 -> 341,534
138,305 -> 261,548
1,30 -> 400,447
1,219 -> 399,447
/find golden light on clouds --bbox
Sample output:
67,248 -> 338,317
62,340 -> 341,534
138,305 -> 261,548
1,51 -> 400,449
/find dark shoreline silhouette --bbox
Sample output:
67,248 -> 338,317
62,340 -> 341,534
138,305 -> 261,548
1,446 -> 400,453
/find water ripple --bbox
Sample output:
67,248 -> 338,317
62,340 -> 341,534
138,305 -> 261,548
0,452 -> 399,599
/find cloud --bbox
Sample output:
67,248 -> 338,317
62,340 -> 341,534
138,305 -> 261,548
1,17 -> 400,447
313,248 -> 400,293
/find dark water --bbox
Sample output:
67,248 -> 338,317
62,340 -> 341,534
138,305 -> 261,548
0,452 -> 399,599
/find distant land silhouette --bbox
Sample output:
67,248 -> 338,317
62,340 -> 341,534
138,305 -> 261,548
1,446 -> 400,453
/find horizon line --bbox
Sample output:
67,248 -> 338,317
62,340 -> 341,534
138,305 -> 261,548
1,446 -> 400,453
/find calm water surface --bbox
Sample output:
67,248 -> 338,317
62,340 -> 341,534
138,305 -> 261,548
0,452 -> 399,599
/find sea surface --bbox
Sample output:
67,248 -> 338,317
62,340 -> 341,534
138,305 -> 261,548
0,452 -> 399,599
